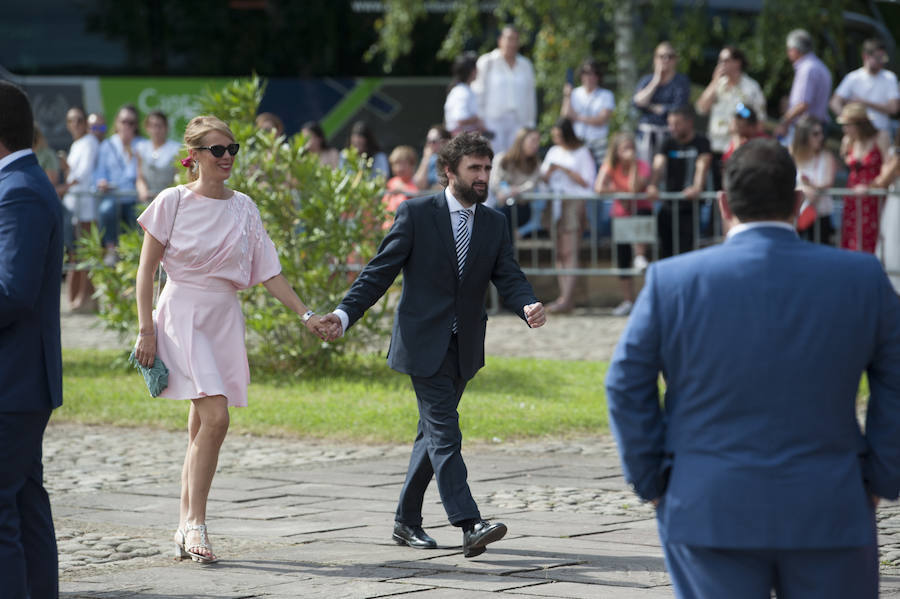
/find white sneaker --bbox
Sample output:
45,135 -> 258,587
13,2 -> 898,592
612,300 -> 634,317
633,255 -> 649,271
103,247 -> 118,268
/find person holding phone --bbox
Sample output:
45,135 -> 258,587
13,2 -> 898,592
561,58 -> 615,166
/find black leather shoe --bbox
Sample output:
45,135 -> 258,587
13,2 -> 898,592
392,522 -> 437,549
463,520 -> 507,558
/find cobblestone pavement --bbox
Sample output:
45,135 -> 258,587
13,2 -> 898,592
56,309 -> 900,597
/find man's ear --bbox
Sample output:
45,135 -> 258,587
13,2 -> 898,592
791,189 -> 804,220
444,165 -> 455,187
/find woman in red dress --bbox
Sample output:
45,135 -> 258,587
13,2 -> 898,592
838,102 -> 882,253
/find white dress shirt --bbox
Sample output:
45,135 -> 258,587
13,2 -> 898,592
472,49 -> 536,126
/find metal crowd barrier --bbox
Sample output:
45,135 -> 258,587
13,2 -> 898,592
63,186 -> 897,293
484,187 -> 895,312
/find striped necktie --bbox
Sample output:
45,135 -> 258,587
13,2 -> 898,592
455,208 -> 471,278
452,208 -> 471,334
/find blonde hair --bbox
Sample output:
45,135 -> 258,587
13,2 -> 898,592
389,145 -> 417,166
501,127 -> 539,174
604,132 -> 637,172
183,115 -> 235,182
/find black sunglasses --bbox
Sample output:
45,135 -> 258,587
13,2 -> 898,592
194,143 -> 240,158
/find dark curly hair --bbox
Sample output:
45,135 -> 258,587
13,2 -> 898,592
436,132 -> 494,187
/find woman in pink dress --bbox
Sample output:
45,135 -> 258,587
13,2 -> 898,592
838,103 -> 883,253
133,116 -> 327,564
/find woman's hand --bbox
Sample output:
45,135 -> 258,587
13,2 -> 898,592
304,314 -> 336,341
135,332 -> 157,368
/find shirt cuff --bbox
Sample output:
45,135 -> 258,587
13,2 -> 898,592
333,309 -> 349,333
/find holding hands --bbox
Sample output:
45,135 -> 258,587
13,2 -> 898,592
303,313 -> 342,341
314,313 -> 343,341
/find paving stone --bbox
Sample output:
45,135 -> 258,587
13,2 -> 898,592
393,571 -> 549,592
512,581 -> 676,598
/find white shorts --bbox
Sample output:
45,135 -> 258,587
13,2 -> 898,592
63,189 -> 98,223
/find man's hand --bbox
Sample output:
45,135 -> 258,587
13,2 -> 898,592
303,315 -> 328,340
319,313 -> 344,341
524,302 -> 546,328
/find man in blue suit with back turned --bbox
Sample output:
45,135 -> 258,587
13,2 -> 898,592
606,138 -> 900,598
0,80 -> 63,598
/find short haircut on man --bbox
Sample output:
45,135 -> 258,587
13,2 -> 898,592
669,104 -> 695,121
0,81 -> 34,152
436,132 -> 494,187
786,29 -> 813,54
724,138 -> 797,222
863,38 -> 886,55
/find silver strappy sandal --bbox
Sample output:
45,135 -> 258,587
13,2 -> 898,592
183,523 -> 219,564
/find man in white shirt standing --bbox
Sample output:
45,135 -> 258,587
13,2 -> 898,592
472,25 -> 537,154
830,38 -> 899,153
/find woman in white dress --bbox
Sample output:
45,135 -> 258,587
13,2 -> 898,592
874,131 -> 900,293
133,116 -> 328,563
541,117 -> 597,312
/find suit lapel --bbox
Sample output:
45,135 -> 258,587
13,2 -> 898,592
432,191 -> 458,274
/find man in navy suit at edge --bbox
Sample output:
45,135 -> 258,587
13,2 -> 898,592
606,138 -> 900,598
0,80 -> 63,598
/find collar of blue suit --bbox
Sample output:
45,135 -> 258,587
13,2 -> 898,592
0,148 -> 34,173
726,221 -> 797,240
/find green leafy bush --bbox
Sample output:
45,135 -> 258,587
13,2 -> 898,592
79,76 -> 394,373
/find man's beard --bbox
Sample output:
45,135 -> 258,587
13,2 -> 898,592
456,178 -> 488,205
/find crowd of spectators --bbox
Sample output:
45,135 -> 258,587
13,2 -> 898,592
46,26 -> 900,316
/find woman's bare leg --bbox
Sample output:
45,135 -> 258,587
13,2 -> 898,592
183,395 -> 229,559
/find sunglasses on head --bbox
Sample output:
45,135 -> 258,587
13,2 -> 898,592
194,143 -> 240,157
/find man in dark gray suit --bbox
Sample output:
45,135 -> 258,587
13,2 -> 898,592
0,80 -> 63,598
322,132 -> 545,557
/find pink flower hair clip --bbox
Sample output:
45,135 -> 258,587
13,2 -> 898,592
180,156 -> 193,168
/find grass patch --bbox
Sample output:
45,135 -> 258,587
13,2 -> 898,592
59,349 -> 609,443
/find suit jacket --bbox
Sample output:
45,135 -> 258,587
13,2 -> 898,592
606,226 -> 900,549
338,191 -> 536,380
0,153 -> 63,412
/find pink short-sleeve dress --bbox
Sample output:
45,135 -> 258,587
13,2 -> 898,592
136,185 -> 281,407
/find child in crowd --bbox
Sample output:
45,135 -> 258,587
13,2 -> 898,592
382,145 -> 419,229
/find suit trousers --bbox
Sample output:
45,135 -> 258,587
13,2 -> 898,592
395,335 -> 481,527
663,541 -> 878,599
0,410 -> 57,599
